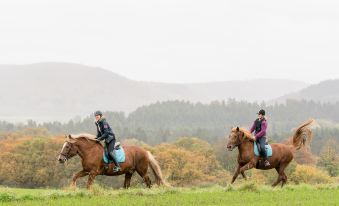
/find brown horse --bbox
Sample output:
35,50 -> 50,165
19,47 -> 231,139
57,134 -> 167,189
226,119 -> 315,187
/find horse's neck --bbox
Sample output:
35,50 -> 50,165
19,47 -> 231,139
238,139 -> 254,157
76,141 -> 103,159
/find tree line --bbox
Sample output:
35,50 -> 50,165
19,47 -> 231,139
1,99 -> 339,154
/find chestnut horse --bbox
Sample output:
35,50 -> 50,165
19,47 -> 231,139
57,134 -> 167,189
226,119 -> 315,187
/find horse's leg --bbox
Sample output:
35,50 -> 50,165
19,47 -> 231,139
272,175 -> 283,187
239,161 -> 256,174
272,167 -> 283,187
143,175 -> 151,188
281,172 -> 287,187
124,172 -> 134,189
279,164 -> 288,187
136,167 -> 151,188
231,165 -> 241,184
71,170 -> 88,187
241,171 -> 247,180
86,171 -> 98,189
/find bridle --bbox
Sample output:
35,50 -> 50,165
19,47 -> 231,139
230,131 -> 249,149
234,132 -> 244,147
58,141 -> 72,161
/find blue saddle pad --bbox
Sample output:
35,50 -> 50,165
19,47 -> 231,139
254,143 -> 273,157
103,147 -> 126,164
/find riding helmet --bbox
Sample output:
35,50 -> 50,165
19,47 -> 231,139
94,110 -> 103,116
257,109 -> 265,116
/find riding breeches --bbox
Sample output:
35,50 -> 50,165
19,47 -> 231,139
257,137 -> 267,158
106,139 -> 116,161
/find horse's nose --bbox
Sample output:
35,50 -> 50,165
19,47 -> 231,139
57,155 -> 64,163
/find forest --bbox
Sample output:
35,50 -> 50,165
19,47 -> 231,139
0,99 -> 338,188
1,99 -> 339,154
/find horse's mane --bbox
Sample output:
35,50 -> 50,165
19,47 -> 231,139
231,127 -> 254,141
70,133 -> 98,142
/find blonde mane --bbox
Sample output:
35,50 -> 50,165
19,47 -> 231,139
70,133 -> 97,141
231,127 -> 254,141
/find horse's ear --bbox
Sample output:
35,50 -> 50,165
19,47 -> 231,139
236,127 -> 239,132
66,134 -> 76,143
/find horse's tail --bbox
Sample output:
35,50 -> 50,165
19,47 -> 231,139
290,119 -> 316,150
147,151 -> 169,187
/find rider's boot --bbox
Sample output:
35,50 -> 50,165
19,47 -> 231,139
110,152 -> 121,172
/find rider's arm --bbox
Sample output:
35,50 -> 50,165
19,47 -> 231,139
97,121 -> 110,140
255,121 -> 267,139
96,135 -> 105,141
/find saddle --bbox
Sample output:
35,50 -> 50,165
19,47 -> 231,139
103,142 -> 126,164
104,142 -> 121,154
254,142 -> 273,157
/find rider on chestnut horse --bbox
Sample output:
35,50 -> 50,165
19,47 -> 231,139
250,109 -> 270,167
94,110 -> 121,172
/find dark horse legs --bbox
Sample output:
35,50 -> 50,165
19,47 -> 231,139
71,170 -> 88,187
231,165 -> 241,184
86,171 -> 99,189
241,171 -> 247,179
136,160 -> 152,188
272,164 -> 288,187
231,164 -> 248,184
124,172 -> 134,189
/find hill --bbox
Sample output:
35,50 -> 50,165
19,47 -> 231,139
0,62 -> 308,121
272,79 -> 339,104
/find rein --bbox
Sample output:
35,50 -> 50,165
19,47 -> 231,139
59,150 -> 69,158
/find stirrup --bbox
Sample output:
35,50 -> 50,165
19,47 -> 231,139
104,164 -> 109,170
264,160 -> 270,167
113,166 -> 121,172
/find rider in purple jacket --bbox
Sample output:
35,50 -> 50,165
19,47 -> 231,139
250,109 -> 270,167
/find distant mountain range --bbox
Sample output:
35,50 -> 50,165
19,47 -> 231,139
271,79 -> 339,104
0,62 -> 316,122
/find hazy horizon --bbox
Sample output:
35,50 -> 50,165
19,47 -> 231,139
0,61 -> 316,84
1,0 -> 339,84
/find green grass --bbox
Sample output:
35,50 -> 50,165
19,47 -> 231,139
0,183 -> 338,206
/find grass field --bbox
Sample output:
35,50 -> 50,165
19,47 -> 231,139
0,183 -> 338,206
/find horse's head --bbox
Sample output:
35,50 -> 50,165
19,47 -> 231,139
226,127 -> 244,151
58,135 -> 78,163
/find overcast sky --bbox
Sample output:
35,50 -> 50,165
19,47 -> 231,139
0,0 -> 338,83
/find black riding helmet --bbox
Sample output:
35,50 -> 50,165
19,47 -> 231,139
257,109 -> 265,116
94,110 -> 103,117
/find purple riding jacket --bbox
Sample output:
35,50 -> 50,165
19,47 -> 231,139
250,119 -> 267,139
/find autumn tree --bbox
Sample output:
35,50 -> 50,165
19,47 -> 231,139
317,139 -> 339,177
